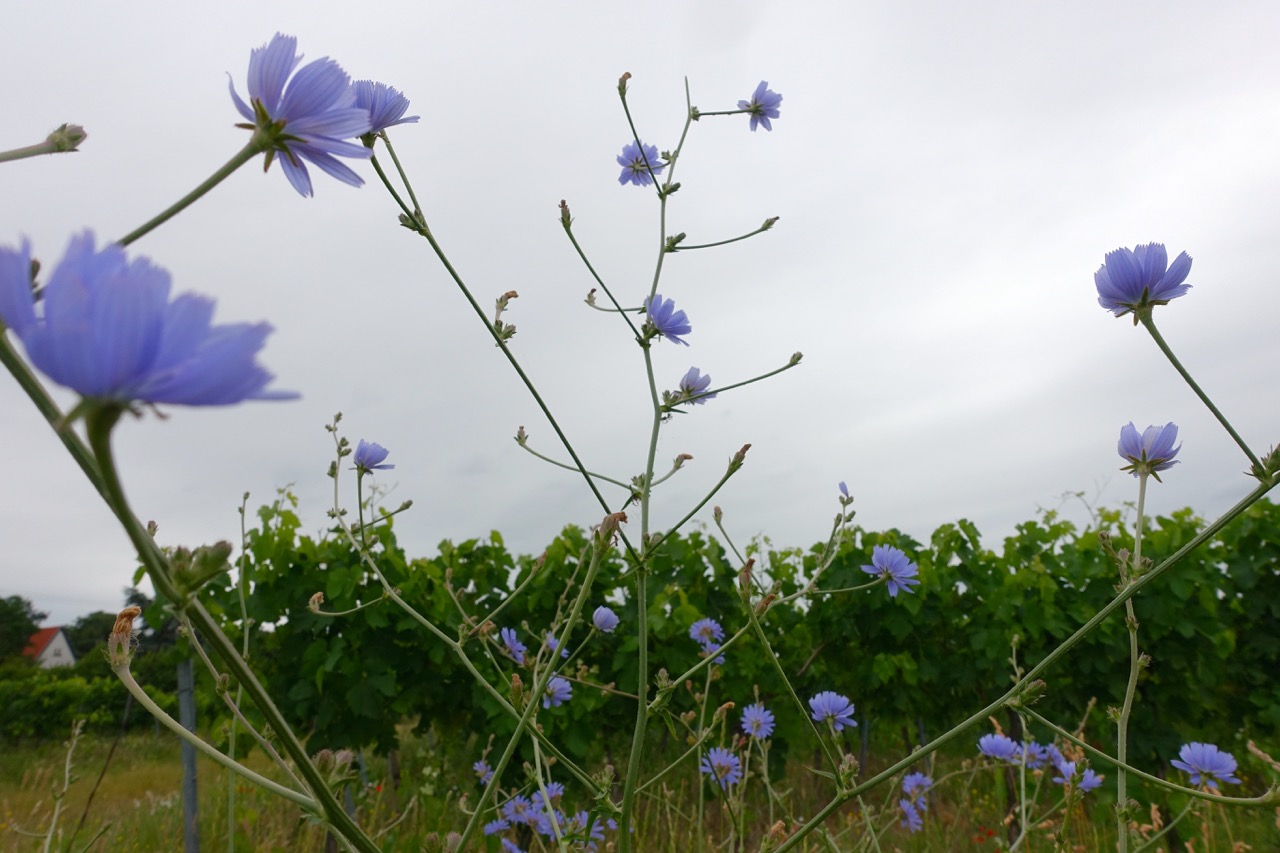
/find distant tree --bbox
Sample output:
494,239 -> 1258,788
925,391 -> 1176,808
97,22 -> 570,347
0,595 -> 47,661
65,610 -> 119,658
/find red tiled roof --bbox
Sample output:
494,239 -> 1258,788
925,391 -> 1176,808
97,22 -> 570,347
23,626 -> 60,659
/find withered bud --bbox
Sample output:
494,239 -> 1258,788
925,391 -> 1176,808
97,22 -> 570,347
713,505 -> 723,523
597,511 -> 628,543
714,701 -> 735,720
308,592 -> 325,614
738,561 -> 754,594
146,520 -> 159,537
515,425 -> 528,445
108,606 -> 142,668
729,444 -> 752,472
673,453 -> 693,470
559,199 -> 573,228
755,592 -> 777,616
585,288 -> 597,306
618,71 -> 632,95
511,673 -> 524,705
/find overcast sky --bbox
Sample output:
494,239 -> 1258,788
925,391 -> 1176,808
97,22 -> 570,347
3,1 -> 1279,628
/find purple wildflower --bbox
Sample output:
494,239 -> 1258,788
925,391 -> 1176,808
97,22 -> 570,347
545,631 -> 570,659
1118,422 -> 1181,481
809,691 -> 857,732
738,81 -> 783,132
699,747 -> 743,789
500,627 -> 526,664
616,140 -> 665,186
677,367 -> 716,405
1053,760 -> 1104,792
900,798 -> 923,832
473,759 -> 493,785
352,80 -> 419,137
978,733 -> 1021,762
1095,243 -> 1192,320
483,818 -> 510,835
645,293 -> 691,345
860,544 -> 920,597
592,606 -> 620,633
0,232 -> 295,407
1170,742 -> 1241,789
229,33 -> 373,196
543,676 -> 573,708
353,440 -> 394,473
742,703 -> 776,739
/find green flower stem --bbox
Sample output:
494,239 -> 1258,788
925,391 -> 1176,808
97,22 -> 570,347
85,408 -> 380,853
1025,708 -> 1276,805
378,137 -> 423,222
636,729 -> 715,795
670,221 -> 777,252
367,153 -> 415,223
0,140 -> 75,163
180,612 -> 305,791
1116,473 -> 1149,852
456,539 -> 611,849
691,108 -> 750,119
112,664 -> 314,809
560,217 -> 641,339
856,795 -> 883,853
407,217 -> 637,561
651,624 -> 752,709
662,357 -> 802,413
772,479 -> 1279,853
811,579 -> 883,596
515,438 -> 632,489
1140,314 -> 1262,475
694,666 -> 713,849
648,447 -> 749,552
1132,799 -> 1195,853
743,595 -> 843,777
227,493 -> 254,853
116,140 -> 264,247
0,336 -> 107,504
40,721 -> 84,853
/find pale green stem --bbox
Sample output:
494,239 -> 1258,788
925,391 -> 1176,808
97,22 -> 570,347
661,359 -> 801,413
113,665 -> 313,809
1117,472 -> 1148,853
117,141 -> 263,247
856,795 -> 882,853
1140,314 -> 1262,475
670,221 -> 777,252
516,439 -> 632,489
41,721 -> 84,853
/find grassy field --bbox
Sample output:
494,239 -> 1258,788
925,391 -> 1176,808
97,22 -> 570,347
2,726 -> 1275,852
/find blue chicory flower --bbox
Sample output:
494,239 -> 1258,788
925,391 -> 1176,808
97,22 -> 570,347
699,747 -> 743,789
899,798 -> 923,832
860,544 -> 920,597
838,481 -> 850,498
645,293 -> 691,345
592,606 -> 620,633
229,33 -> 373,196
978,733 -> 1021,762
1094,243 -> 1192,320
0,233 -> 295,407
809,691 -> 857,732
543,676 -> 573,708
500,837 -> 525,853
738,81 -> 783,132
902,771 -> 932,811
690,617 -> 726,664
1170,742 -> 1241,789
473,759 -> 493,784
544,631 -> 570,659
353,439 -> 394,473
677,366 -> 716,405
501,795 -> 534,824
531,782 -> 564,809
352,80 -> 419,137
742,703 -> 776,739
500,627 -> 526,665
1052,760 -> 1104,792
1118,422 -> 1181,481
616,140 -> 665,186
483,818 -> 510,835
1021,741 -> 1051,769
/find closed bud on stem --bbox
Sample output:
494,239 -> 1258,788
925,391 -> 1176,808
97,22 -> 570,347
596,511 -> 628,545
714,701 -> 735,721
108,606 -> 142,668
47,123 -> 88,152
762,216 -> 780,231
515,425 -> 528,446
739,559 -> 754,596
713,505 -> 723,524
729,443 -> 752,473
755,592 -> 776,616
789,351 -> 803,366
511,673 -> 524,706
308,592 -> 324,614
559,199 -> 573,228
585,288 -> 597,306
618,71 -> 631,96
